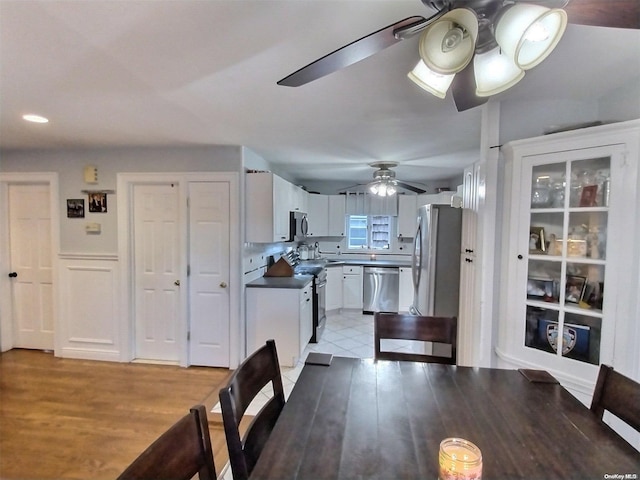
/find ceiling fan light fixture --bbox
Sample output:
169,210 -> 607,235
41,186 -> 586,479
495,3 -> 567,70
419,8 -> 478,75
408,60 -> 454,99
371,180 -> 397,197
474,47 -> 525,97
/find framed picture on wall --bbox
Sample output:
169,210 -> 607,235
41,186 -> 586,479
67,199 -> 85,218
88,192 -> 107,213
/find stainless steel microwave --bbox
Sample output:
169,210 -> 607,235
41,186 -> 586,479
289,211 -> 308,241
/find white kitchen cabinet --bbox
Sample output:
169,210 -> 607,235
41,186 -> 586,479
342,265 -> 363,309
307,194 -> 328,237
290,182 -> 308,214
246,172 -> 291,243
418,191 -> 455,206
398,267 -> 413,313
397,195 -> 417,238
326,266 -> 343,312
498,120 -> 640,398
327,195 -> 346,236
246,282 -> 313,367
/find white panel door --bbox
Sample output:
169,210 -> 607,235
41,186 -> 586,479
8,184 -> 54,349
188,182 -> 230,367
133,184 -> 181,361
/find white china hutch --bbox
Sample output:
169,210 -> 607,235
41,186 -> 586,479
497,119 -> 640,403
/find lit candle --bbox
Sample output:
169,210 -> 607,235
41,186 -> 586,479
438,438 -> 482,480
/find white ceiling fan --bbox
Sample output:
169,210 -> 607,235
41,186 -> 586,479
342,162 -> 428,196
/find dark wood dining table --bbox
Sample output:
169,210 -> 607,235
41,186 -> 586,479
250,357 -> 640,479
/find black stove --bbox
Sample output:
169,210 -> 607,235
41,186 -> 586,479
292,260 -> 327,343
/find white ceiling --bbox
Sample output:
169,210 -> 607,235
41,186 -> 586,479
1,0 -> 639,187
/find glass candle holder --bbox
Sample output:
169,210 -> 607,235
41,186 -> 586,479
438,438 -> 482,480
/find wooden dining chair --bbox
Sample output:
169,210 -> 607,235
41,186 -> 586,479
117,404 -> 216,480
219,339 -> 285,480
590,364 -> 640,432
374,312 -> 457,364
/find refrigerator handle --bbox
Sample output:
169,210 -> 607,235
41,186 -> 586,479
412,221 -> 422,292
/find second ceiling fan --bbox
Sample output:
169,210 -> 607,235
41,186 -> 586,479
277,0 -> 640,111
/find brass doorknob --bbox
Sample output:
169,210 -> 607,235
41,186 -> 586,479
174,280 -> 180,286
220,282 -> 227,288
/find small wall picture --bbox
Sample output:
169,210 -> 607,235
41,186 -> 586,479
565,275 -> 587,304
67,199 -> 85,218
529,226 -> 546,253
88,192 -> 107,213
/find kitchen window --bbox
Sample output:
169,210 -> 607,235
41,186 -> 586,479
347,215 -> 391,250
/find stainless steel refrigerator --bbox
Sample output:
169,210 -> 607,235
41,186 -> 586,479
410,204 -> 462,318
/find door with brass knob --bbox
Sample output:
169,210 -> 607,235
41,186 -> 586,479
220,281 -> 227,288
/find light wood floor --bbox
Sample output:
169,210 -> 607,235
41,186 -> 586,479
0,349 -> 233,479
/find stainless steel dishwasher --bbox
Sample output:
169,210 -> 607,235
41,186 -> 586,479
363,267 -> 399,314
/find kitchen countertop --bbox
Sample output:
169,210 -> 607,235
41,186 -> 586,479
322,259 -> 411,268
246,275 -> 313,289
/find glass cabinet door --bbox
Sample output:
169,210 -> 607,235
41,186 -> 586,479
524,156 -> 610,365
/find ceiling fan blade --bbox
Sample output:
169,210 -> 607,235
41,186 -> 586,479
450,61 -> 488,112
277,16 -> 428,87
396,181 -> 426,194
564,0 -> 640,29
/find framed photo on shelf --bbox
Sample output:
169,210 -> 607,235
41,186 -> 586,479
582,281 -> 604,310
527,277 -> 555,300
529,226 -> 546,253
579,185 -> 598,207
66,199 -> 85,218
565,275 -> 587,303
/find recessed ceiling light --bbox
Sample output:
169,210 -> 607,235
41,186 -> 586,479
22,114 -> 49,124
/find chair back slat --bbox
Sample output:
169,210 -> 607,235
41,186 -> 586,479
219,339 -> 285,480
374,313 -> 457,365
117,405 -> 216,480
590,364 -> 640,433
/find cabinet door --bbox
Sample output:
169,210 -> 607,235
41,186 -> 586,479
273,175 -> 291,241
246,288 -> 300,367
328,195 -> 346,236
342,266 -> 363,309
458,253 -> 476,366
307,194 -> 328,236
511,143 -> 633,375
398,267 -> 413,312
299,285 -> 313,351
326,267 -> 343,311
397,195 -> 417,238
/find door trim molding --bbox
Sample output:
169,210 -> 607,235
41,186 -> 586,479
117,172 -> 240,367
0,172 -> 60,353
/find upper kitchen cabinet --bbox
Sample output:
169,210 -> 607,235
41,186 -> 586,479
307,194 -> 346,237
327,195 -> 346,237
397,195 -> 417,238
246,172 -> 308,243
307,194 -> 328,237
498,120 -> 640,393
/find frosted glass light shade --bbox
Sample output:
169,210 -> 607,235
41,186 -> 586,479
408,60 -> 455,99
419,8 -> 478,74
474,47 -> 525,97
495,4 -> 567,70
369,181 -> 396,196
